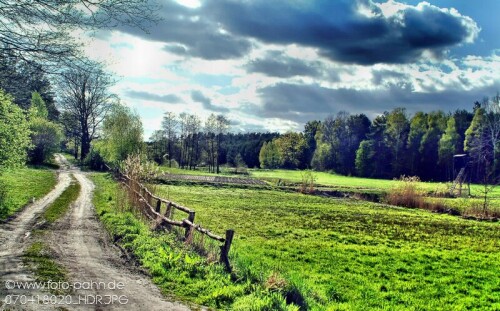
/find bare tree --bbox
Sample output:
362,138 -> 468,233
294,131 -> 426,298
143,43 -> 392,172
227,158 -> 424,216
205,114 -> 217,173
483,93 -> 500,176
0,0 -> 158,69
215,114 -> 230,174
58,62 -> 117,160
161,112 -> 178,167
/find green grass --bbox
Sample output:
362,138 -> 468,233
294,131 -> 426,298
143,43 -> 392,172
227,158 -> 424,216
43,176 -> 80,223
0,167 -> 57,219
153,183 -> 500,310
23,240 -> 70,295
90,173 -> 299,310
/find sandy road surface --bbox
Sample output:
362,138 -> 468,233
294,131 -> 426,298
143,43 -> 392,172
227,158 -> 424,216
1,155 -> 192,311
0,156 -> 72,310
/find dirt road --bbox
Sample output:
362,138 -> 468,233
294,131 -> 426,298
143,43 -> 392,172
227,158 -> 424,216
1,155 -> 192,310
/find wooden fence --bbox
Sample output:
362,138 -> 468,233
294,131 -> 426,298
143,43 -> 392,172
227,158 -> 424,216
116,171 -> 235,272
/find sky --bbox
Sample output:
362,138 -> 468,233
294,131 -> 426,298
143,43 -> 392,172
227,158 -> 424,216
82,0 -> 500,138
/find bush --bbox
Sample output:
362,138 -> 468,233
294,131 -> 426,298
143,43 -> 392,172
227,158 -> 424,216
385,176 -> 424,209
0,178 -> 8,218
84,149 -> 106,171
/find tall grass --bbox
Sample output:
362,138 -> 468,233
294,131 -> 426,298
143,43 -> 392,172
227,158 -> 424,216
385,176 -> 425,208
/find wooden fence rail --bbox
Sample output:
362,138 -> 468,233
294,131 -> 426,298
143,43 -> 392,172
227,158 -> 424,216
115,170 -> 234,271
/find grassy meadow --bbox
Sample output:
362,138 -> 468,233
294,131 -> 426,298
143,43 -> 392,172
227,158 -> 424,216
0,167 -> 57,219
153,183 -> 500,310
90,166 -> 500,310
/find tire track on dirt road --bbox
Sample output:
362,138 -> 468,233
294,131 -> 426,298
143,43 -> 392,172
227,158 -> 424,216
49,156 -> 192,311
0,155 -> 72,311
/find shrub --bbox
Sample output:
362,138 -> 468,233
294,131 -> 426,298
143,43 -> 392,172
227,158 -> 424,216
84,148 -> 106,171
0,178 -> 8,218
299,170 -> 316,194
385,176 -> 424,209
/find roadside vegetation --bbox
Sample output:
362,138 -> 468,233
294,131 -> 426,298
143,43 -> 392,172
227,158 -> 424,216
91,173 -> 300,310
0,167 -> 56,219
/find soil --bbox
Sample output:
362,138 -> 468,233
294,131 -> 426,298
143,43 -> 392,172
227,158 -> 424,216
1,155 -> 194,311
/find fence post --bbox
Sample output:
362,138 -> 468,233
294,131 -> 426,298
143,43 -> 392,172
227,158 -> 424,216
185,211 -> 195,240
155,199 -> 162,213
220,229 -> 235,272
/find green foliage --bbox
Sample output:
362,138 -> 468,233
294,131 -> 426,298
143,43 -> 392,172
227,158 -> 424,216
438,117 -> 460,179
355,140 -> 375,177
0,178 -> 7,217
0,167 -> 56,219
0,89 -> 31,168
464,107 -> 485,155
385,108 -> 409,176
311,142 -> 332,171
43,177 -> 80,223
83,148 -> 106,171
94,103 -> 144,165
30,91 -> 48,119
28,117 -> 63,164
259,141 -> 282,169
274,132 -> 307,169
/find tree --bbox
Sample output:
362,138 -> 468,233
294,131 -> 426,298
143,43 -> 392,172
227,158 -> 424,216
58,62 -> 117,160
215,114 -> 230,173
0,89 -> 31,168
31,92 -> 48,119
453,109 -> 473,153
273,132 -> 307,169
407,112 -> 427,175
419,111 -> 446,180
368,113 -> 391,178
60,110 -> 81,158
355,140 -> 376,177
464,107 -> 485,182
0,0 -> 158,69
149,130 -> 166,164
482,93 -> 500,177
162,112 -> 178,167
94,103 -> 144,165
27,93 -> 62,164
385,108 -> 409,176
438,116 -> 460,180
0,56 -> 59,120
259,141 -> 281,169
303,120 -> 321,168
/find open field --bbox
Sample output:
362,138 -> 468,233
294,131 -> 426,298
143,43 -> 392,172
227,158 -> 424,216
0,167 -> 57,219
152,182 -> 500,310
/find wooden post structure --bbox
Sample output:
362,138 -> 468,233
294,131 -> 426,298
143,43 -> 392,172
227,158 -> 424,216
155,199 -> 161,213
220,229 -> 235,272
185,211 -> 195,240
164,203 -> 173,230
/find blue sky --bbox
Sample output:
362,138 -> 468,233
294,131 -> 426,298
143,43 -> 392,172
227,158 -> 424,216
83,0 -> 499,138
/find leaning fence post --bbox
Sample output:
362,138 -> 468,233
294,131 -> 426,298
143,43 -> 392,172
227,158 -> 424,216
155,199 -> 161,213
184,211 -> 195,240
220,229 -> 235,272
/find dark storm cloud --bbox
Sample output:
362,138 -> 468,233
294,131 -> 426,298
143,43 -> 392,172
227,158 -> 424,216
205,0 -> 479,65
246,51 -> 321,78
124,90 -> 182,103
255,82 -> 500,124
117,1 -> 251,60
191,90 -> 230,113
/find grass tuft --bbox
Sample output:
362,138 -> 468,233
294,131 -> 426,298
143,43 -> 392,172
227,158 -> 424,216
43,176 -> 80,223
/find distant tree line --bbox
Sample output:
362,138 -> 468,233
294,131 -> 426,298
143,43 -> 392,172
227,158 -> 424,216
148,112 -> 279,172
259,97 -> 499,183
